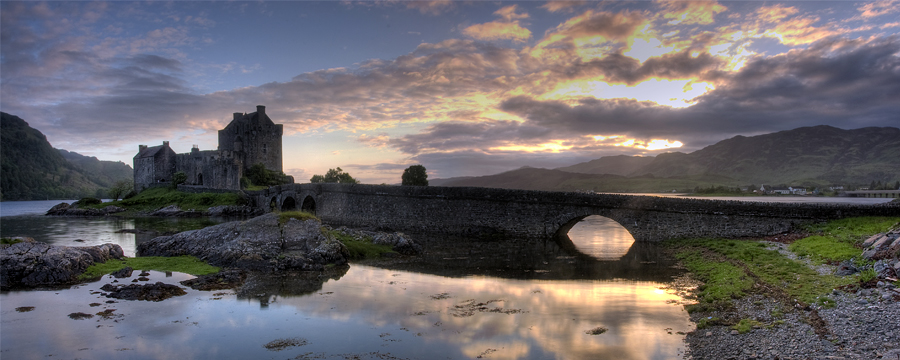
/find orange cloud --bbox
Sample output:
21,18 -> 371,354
657,0 -> 727,25
755,4 -> 798,23
462,5 -> 532,42
463,22 -> 532,42
540,1 -> 587,13
858,0 -> 899,18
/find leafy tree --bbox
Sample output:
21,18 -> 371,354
401,165 -> 428,186
108,179 -> 134,201
246,163 -> 291,187
895,181 -> 899,190
310,167 -> 358,184
172,171 -> 187,189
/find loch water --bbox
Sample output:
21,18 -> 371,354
2,200 -> 686,359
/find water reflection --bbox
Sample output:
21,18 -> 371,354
1,265 -> 692,360
565,215 -> 636,260
0,215 -> 230,257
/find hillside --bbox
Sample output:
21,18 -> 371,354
629,125 -> 900,185
444,126 -> 900,192
556,155 -> 655,176
1,112 -> 133,200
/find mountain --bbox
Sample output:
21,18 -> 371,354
556,155 -> 655,176
443,126 -> 900,192
628,125 -> 900,185
58,149 -> 133,189
1,112 -> 133,200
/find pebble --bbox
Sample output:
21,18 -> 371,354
684,293 -> 900,359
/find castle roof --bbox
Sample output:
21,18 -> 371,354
134,143 -> 172,159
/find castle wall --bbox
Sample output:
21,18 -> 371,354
133,144 -> 175,191
175,150 -> 242,190
135,106 -> 284,192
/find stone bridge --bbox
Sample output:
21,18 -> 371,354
247,184 -> 900,243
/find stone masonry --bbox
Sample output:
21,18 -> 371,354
133,105 -> 283,191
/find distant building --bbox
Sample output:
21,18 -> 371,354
133,105 -> 283,191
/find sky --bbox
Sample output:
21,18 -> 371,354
2,1 -> 899,184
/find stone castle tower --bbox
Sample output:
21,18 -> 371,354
134,105 -> 284,191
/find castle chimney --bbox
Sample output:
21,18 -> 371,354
233,112 -> 242,121
257,105 -> 266,117
163,141 -> 169,147
139,145 -> 147,152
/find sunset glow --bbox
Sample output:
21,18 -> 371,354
2,1 -> 897,183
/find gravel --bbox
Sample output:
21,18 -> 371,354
684,285 -> 900,359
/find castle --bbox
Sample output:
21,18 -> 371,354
134,105 -> 283,191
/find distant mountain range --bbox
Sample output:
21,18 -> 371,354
1,112 -> 133,200
435,126 -> 900,192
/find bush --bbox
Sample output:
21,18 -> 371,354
74,197 -> 102,207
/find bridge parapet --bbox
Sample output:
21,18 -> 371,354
248,184 -> 900,242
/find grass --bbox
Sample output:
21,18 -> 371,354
667,217 -> 900,312
731,318 -> 763,334
803,217 -> 900,244
80,255 -> 219,280
86,187 -> 247,213
1,238 -> 23,245
278,211 -> 319,224
788,235 -> 863,264
325,229 -> 395,260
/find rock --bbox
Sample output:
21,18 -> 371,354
862,234 -> 883,248
102,205 -> 126,214
100,281 -> 187,301
1,241 -> 124,289
111,267 -> 134,278
836,260 -> 859,276
46,202 -> 71,215
206,205 -> 264,217
150,205 -> 187,217
180,269 -> 246,291
136,213 -> 349,272
371,232 -> 423,255
46,202 -> 127,216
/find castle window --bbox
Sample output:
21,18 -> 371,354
263,144 -> 267,154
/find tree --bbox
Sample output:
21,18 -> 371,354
310,167 -> 358,184
172,171 -> 187,189
107,179 -> 133,201
246,163 -> 291,187
401,165 -> 428,186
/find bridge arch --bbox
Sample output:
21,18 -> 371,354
281,196 -> 297,211
301,195 -> 316,213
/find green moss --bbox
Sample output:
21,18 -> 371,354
696,317 -> 722,330
788,235 -> 862,264
671,245 -> 753,309
1,238 -> 23,245
278,211 -> 319,224
325,229 -> 395,260
80,256 -> 219,280
803,217 -> 900,244
731,318 -> 763,334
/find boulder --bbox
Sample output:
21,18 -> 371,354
1,241 -> 124,289
136,213 -> 349,272
45,202 -> 127,216
206,205 -> 264,217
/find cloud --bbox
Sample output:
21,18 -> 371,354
858,0 -> 899,19
540,1 -> 588,14
656,0 -> 727,25
462,5 -> 531,43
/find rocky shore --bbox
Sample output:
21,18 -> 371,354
0,237 -> 124,289
683,228 -> 900,360
45,202 -> 263,217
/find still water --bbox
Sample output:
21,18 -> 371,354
2,201 -> 692,359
